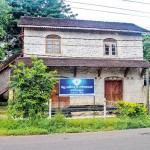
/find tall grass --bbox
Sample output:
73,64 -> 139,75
0,113 -> 150,136
0,102 -> 7,115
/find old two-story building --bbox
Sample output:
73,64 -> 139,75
16,16 -> 150,109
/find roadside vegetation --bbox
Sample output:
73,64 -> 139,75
0,101 -> 150,136
0,112 -> 150,136
0,102 -> 7,118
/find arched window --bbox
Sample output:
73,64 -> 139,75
103,38 -> 117,56
46,35 -> 61,54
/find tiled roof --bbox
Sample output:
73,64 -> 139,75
16,57 -> 150,68
18,16 -> 150,33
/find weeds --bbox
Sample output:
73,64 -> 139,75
0,113 -> 150,136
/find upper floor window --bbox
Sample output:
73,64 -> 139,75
46,35 -> 61,54
104,38 -> 117,56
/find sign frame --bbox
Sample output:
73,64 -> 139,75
59,78 -> 95,96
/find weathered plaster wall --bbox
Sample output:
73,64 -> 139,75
0,68 -> 10,96
23,28 -> 144,105
53,67 -> 145,105
24,28 -> 143,60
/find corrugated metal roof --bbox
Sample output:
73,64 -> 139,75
16,57 -> 150,68
18,16 -> 150,33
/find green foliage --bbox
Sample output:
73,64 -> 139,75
143,34 -> 150,62
0,0 -> 12,60
6,0 -> 77,19
49,112 -> 67,132
2,0 -> 77,58
1,116 -> 150,135
0,0 -> 11,38
0,106 -> 7,115
0,102 -> 7,117
114,116 -> 150,129
0,46 -> 5,60
8,57 -> 57,119
50,111 -> 67,127
115,101 -> 147,118
0,118 -> 48,135
0,128 -> 48,136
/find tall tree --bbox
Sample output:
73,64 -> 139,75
0,0 -> 11,60
4,0 -> 77,58
7,0 -> 77,19
143,34 -> 150,62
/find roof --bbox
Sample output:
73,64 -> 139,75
16,57 -> 150,68
18,16 -> 150,34
0,52 -> 22,72
0,87 -> 9,96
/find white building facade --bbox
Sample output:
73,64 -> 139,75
18,16 -> 150,107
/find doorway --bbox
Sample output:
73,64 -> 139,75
105,80 -> 123,105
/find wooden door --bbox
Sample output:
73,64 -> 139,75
51,83 -> 70,108
105,80 -> 122,105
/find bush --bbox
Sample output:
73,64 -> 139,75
8,57 -> 57,119
115,101 -> 147,118
48,112 -> 68,132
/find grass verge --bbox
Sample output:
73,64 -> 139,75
0,106 -> 7,114
0,114 -> 150,136
0,103 -> 7,118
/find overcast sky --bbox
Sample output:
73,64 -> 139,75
66,0 -> 150,30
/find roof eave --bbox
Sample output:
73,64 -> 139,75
16,57 -> 150,68
18,25 -> 149,34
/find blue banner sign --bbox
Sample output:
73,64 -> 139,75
59,78 -> 95,96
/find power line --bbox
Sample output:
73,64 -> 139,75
66,0 -> 150,14
71,6 -> 150,19
122,0 -> 150,5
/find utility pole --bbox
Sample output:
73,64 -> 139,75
146,69 -> 150,115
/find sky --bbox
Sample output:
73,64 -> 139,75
65,0 -> 150,30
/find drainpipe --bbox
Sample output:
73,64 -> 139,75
48,99 -> 52,119
146,69 -> 150,115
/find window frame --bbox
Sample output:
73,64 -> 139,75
45,35 -> 61,54
103,38 -> 117,57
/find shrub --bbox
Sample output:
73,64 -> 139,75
49,112 -> 67,128
7,57 -> 57,119
115,101 -> 147,118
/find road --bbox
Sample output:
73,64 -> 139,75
0,128 -> 150,150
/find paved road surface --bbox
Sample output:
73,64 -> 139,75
0,128 -> 150,150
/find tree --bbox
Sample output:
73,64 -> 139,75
143,34 -> 150,62
8,58 -> 57,119
0,0 -> 11,60
0,47 -> 5,60
4,0 -> 77,58
6,0 -> 77,19
0,0 -> 11,38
